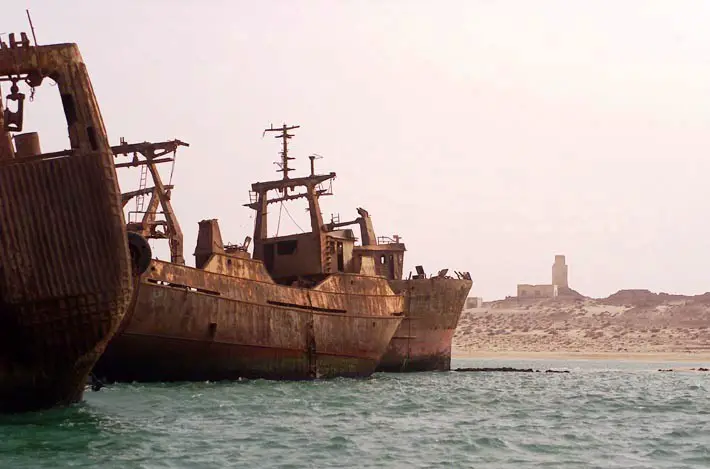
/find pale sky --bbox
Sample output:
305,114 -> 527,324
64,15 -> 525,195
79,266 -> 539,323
5,1 -> 710,300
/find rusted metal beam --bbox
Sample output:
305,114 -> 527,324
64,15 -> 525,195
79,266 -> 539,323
326,218 -> 360,230
111,139 -> 189,157
115,157 -> 173,168
251,172 -> 335,193
242,189 -> 331,209
138,189 -> 162,237
0,143 -> 182,166
121,185 -> 174,207
147,167 -> 183,264
0,151 -> 173,166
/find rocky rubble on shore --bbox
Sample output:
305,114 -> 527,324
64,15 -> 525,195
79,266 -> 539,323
454,289 -> 710,354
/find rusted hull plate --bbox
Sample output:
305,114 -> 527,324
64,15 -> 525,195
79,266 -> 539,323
0,152 -> 132,412
378,326 -> 457,372
95,333 -> 380,381
377,278 -> 472,372
94,266 -> 403,381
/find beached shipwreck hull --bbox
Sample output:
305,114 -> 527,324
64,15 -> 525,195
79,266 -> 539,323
0,40 -> 133,412
94,256 -> 403,382
377,277 -> 472,372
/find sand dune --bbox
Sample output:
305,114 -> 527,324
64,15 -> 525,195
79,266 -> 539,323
453,289 -> 710,356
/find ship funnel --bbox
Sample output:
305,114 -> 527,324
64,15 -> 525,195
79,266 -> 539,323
195,219 -> 225,269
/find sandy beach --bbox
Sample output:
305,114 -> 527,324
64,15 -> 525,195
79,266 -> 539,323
452,349 -> 710,363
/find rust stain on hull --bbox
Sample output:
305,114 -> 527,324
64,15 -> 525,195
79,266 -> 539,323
348,209 -> 474,373
377,278 -> 473,372
99,331 -> 382,381
0,155 -> 133,411
96,127 -> 406,382
94,259 -> 403,381
0,38 -> 133,412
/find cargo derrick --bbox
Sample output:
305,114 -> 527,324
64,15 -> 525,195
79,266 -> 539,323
113,139 -> 188,267
330,211 -> 473,372
93,124 -> 404,382
0,34 -> 135,412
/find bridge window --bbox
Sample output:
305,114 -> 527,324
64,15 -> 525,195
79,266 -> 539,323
276,240 -> 298,255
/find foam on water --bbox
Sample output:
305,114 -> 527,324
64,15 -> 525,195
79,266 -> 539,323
1,358 -> 708,468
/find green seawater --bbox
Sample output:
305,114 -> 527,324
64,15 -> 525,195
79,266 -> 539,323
1,358 -> 709,468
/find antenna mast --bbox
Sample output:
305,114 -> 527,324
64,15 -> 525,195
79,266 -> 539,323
264,123 -> 300,181
25,10 -> 38,46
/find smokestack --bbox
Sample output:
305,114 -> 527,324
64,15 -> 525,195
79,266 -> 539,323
194,219 -> 225,269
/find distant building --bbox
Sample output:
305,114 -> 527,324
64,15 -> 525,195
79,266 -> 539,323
516,254 -> 570,298
517,284 -> 558,298
465,297 -> 483,309
552,255 -> 568,288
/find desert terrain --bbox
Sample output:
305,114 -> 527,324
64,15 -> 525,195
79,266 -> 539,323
453,289 -> 710,361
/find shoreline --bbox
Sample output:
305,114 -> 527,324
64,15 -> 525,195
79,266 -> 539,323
451,349 -> 710,363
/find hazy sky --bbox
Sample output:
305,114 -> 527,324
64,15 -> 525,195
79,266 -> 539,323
5,1 -> 710,300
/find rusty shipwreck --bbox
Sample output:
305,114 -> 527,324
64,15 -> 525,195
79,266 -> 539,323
93,125 -> 404,381
324,209 -> 473,372
0,35 -> 136,412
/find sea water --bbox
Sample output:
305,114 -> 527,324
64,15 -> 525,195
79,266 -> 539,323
1,358 -> 708,468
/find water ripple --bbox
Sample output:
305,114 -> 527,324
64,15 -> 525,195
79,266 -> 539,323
1,358 -> 709,468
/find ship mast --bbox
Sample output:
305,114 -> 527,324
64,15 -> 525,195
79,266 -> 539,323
247,124 -> 337,278
263,123 -> 300,194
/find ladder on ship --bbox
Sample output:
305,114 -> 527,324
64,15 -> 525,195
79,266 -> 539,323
134,163 -> 149,222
